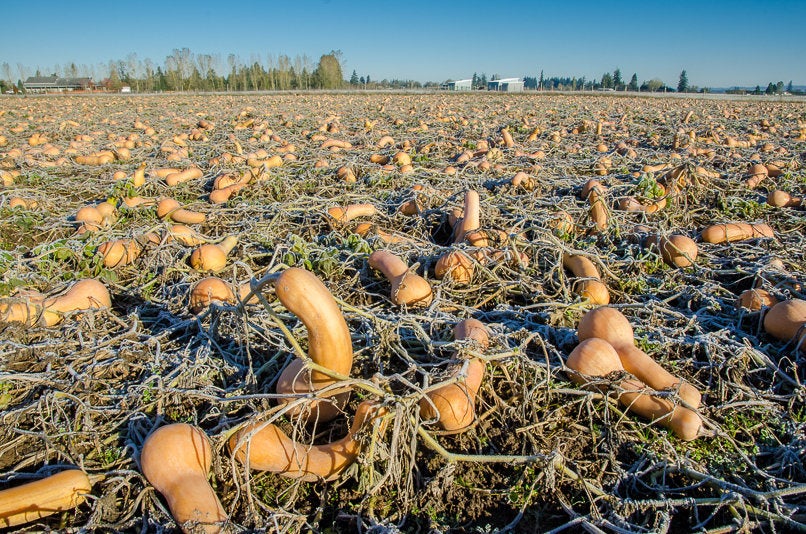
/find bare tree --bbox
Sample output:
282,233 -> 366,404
165,47 -> 193,91
196,54 -> 213,91
226,54 -> 237,91
264,53 -> 275,90
2,62 -> 12,86
278,54 -> 291,90
16,63 -> 28,86
143,58 -> 154,92
126,53 -> 140,92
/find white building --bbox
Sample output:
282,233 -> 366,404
442,79 -> 473,91
487,78 -> 524,92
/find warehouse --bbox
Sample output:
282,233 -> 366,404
23,76 -> 94,93
487,78 -> 524,92
442,79 -> 473,91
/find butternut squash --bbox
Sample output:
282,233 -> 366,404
368,250 -> 432,307
763,299 -> 806,348
562,254 -> 609,305
168,224 -> 207,247
156,198 -> 206,225
645,234 -> 698,268
736,289 -> 778,311
452,190 -> 487,246
767,190 -> 802,208
164,167 -> 203,186
40,279 -> 112,327
327,203 -> 378,225
587,187 -> 608,232
434,250 -> 474,285
229,400 -> 386,481
98,238 -> 143,269
566,338 -> 702,440
274,268 -> 354,423
189,236 -> 238,273
140,423 -> 227,533
577,307 -> 702,408
419,319 -> 488,433
700,223 -> 774,244
1,279 -> 111,327
190,277 -> 236,314
0,470 -> 92,528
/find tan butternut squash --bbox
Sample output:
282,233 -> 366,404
645,234 -> 698,268
700,223 -> 774,244
156,198 -> 206,225
566,338 -> 702,440
562,254 -> 609,305
419,319 -> 488,433
736,289 -> 778,311
229,400 -> 386,481
98,238 -> 143,268
452,190 -> 486,246
577,307 -> 702,407
190,277 -> 236,314
434,250 -> 474,285
368,250 -> 432,307
274,268 -> 354,423
40,279 -> 112,327
0,470 -> 92,528
767,190 -> 802,208
763,299 -> 806,348
189,237 -> 238,273
327,203 -> 378,225
164,167 -> 203,186
140,424 -> 227,533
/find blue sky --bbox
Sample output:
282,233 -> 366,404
2,0 -> 804,88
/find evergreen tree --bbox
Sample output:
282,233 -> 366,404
613,68 -> 623,90
765,82 -> 775,95
628,73 -> 639,91
365,74 -> 370,85
786,80 -> 793,93
776,81 -> 784,94
677,70 -> 689,93
350,70 -> 359,85
538,70 -> 544,90
155,67 -> 167,91
601,72 -> 613,89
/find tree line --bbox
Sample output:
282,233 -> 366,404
0,50 -> 800,95
727,81 -> 797,96
1,48 -> 345,93
521,68 -> 698,93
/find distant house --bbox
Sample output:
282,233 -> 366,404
442,79 -> 473,91
23,76 -> 93,93
487,78 -> 524,92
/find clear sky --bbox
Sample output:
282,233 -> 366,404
2,0 -> 804,88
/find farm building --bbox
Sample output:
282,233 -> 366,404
441,79 -> 473,91
23,76 -> 94,93
487,78 -> 524,92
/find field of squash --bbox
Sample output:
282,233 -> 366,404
0,92 -> 805,532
